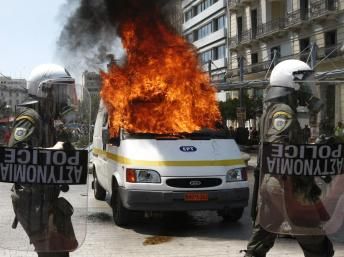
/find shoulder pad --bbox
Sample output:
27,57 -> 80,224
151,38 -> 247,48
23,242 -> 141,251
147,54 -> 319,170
16,108 -> 40,124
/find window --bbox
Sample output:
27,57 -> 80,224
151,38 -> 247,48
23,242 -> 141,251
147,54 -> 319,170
237,17 -> 243,42
185,33 -> 193,43
184,9 -> 193,22
213,15 -> 226,31
193,30 -> 199,41
270,46 -> 281,60
251,53 -> 258,64
251,9 -> 258,39
270,46 -> 281,67
213,45 -> 226,60
325,30 -> 337,46
194,0 -> 218,16
197,22 -> 212,40
300,0 -> 309,20
300,38 -> 310,51
299,38 -> 310,62
325,30 -> 337,57
251,52 -> 259,72
192,6 -> 198,17
200,50 -> 212,64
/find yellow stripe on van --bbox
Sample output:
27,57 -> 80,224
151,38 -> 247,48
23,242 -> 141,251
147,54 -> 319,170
92,147 -> 245,167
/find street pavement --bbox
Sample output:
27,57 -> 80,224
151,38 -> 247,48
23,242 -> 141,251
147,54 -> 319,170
0,151 -> 343,257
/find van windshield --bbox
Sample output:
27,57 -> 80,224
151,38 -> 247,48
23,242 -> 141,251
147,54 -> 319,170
121,127 -> 232,140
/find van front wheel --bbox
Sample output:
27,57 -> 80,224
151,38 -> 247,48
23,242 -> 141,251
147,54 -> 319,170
93,169 -> 106,201
111,187 -> 130,226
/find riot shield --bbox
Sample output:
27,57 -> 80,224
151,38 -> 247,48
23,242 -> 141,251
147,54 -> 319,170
0,83 -> 90,253
257,80 -> 344,236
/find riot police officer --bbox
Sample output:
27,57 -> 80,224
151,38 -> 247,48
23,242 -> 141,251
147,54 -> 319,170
9,64 -> 78,257
244,59 -> 334,257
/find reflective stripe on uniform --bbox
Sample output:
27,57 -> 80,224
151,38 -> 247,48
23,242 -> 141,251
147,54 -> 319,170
16,115 -> 36,124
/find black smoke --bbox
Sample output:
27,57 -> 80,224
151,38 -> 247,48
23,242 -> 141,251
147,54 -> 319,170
56,0 -> 177,76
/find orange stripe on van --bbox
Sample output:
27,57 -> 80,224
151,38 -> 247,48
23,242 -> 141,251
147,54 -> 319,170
92,147 -> 245,167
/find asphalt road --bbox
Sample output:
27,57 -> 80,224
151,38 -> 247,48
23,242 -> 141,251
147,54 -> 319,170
0,154 -> 343,257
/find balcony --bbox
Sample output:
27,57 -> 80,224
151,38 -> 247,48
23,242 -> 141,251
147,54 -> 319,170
247,60 -> 271,74
256,18 -> 287,39
310,0 -> 339,21
228,0 -> 243,10
239,30 -> 253,45
285,9 -> 310,28
299,51 -> 312,63
229,29 -> 255,49
317,44 -> 342,59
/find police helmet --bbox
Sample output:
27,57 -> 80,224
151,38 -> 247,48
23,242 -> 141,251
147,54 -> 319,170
27,64 -> 77,119
265,59 -> 322,112
265,59 -> 313,102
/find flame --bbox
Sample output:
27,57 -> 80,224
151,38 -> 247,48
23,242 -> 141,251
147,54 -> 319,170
100,10 -> 222,138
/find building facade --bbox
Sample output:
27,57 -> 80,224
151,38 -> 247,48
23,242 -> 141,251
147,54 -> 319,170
0,76 -> 27,113
182,0 -> 229,83
182,0 -> 344,131
228,0 -> 344,132
82,71 -> 102,98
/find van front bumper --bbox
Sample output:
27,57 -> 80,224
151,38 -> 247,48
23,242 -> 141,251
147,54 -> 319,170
119,187 -> 249,211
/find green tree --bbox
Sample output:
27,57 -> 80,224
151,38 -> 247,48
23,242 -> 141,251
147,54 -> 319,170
219,92 -> 262,122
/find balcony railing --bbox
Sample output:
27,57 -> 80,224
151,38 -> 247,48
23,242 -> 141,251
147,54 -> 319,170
238,30 -> 252,44
318,44 -> 341,59
256,18 -> 287,38
229,29 -> 253,49
310,0 -> 338,19
228,0 -> 242,10
227,48 -> 342,78
229,36 -> 239,49
286,9 -> 309,27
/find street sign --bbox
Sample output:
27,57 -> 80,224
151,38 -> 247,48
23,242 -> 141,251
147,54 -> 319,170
236,107 -> 246,122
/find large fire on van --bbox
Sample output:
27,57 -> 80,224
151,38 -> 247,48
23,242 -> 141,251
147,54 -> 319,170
100,1 -> 222,138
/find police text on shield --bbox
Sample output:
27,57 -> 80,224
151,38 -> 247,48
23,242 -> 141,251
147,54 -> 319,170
263,144 -> 344,176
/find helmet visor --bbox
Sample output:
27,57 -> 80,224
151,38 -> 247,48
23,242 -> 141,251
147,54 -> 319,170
293,71 -> 316,94
41,80 -> 78,111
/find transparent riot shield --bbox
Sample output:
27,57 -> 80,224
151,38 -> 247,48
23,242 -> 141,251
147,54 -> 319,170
0,83 -> 90,253
257,80 -> 344,236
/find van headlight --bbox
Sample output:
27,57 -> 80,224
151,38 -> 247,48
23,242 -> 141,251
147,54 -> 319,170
226,168 -> 247,182
126,168 -> 161,183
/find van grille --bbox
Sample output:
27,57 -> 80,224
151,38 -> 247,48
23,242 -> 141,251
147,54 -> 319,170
166,178 -> 222,188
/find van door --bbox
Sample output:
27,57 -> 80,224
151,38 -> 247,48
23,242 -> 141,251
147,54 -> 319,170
93,104 -> 108,190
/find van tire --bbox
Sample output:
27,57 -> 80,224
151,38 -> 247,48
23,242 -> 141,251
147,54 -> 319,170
93,168 -> 106,201
111,182 -> 130,227
218,207 -> 244,222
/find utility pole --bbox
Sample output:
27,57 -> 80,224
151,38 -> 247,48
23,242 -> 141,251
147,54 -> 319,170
208,60 -> 212,80
310,42 -> 318,69
237,56 -> 246,128
239,56 -> 244,108
236,56 -> 248,145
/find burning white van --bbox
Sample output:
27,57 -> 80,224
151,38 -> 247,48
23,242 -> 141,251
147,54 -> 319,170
91,100 -> 249,226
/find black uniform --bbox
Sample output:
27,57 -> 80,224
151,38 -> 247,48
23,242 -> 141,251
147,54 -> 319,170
245,103 -> 334,257
9,106 -> 77,257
